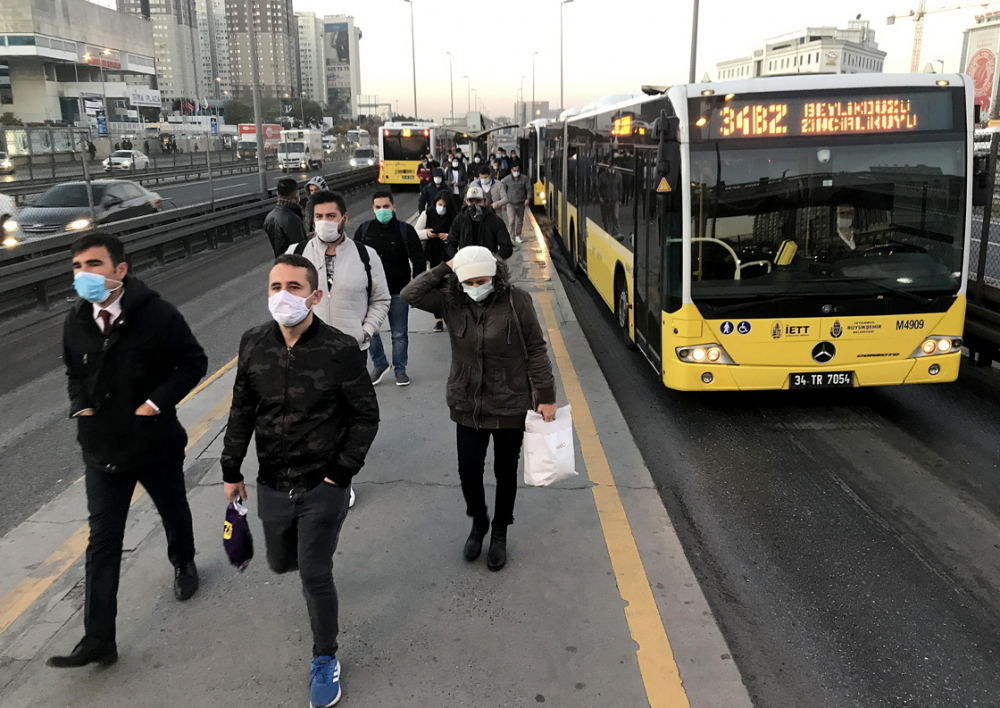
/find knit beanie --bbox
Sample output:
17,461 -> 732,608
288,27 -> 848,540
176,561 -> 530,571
452,246 -> 497,282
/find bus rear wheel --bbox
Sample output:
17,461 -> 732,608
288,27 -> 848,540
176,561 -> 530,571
616,277 -> 637,350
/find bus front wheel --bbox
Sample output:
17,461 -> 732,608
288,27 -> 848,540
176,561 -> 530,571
616,276 -> 637,350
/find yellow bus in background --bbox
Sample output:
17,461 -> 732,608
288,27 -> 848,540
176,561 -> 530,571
534,74 -> 985,391
378,121 -> 451,186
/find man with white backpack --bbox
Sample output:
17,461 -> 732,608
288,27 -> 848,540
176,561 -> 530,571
286,189 -> 391,508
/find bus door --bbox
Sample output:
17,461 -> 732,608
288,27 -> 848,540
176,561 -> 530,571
631,148 -> 661,362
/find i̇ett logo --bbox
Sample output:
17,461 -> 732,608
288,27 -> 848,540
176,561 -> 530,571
830,320 -> 843,339
771,321 -> 782,340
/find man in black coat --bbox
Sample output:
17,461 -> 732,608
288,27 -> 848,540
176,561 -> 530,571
418,167 -> 446,213
354,189 -> 426,387
48,233 -> 208,669
446,184 -> 513,260
265,177 -> 308,256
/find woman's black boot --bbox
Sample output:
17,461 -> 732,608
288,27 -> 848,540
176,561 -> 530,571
487,523 -> 508,571
464,515 -> 491,561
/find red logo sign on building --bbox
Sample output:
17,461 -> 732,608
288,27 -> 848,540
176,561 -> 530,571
967,47 -> 997,118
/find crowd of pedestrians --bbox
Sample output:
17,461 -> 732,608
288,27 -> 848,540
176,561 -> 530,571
52,148 -> 556,707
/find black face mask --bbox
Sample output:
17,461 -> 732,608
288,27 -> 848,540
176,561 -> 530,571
469,204 -> 484,222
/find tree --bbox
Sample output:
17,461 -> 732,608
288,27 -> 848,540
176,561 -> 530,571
223,99 -> 253,125
0,112 -> 22,126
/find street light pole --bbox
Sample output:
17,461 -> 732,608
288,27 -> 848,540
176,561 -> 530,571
246,0 -> 267,195
446,52 -> 454,122
560,0 -> 573,112
404,0 -> 418,118
463,75 -> 471,115
688,0 -> 699,84
532,51 -> 538,122
472,88 -> 477,115
300,91 -> 306,127
519,75 -> 525,124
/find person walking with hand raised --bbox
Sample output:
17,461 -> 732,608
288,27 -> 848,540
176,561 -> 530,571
401,246 -> 556,570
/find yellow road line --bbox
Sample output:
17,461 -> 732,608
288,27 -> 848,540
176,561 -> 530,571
526,211 -> 690,708
0,370 -> 235,637
179,355 -> 238,406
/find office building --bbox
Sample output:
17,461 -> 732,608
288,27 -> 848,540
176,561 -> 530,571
0,0 -> 155,124
195,0 -> 233,106
296,12 -> 325,105
225,0 -> 298,101
118,0 -> 200,106
716,18 -> 886,81
323,15 -> 362,119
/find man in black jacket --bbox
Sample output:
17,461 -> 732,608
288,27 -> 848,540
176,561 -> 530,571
265,177 -> 308,255
418,167 -> 446,213
446,184 -> 513,260
353,189 -> 426,387
222,254 -> 379,708
48,233 -> 208,669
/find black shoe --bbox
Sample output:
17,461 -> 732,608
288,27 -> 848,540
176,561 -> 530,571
487,524 -> 508,571
432,320 -> 444,333
174,560 -> 199,601
47,637 -> 118,668
463,515 -> 491,562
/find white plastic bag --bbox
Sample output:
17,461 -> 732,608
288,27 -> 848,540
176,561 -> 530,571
523,405 -> 578,486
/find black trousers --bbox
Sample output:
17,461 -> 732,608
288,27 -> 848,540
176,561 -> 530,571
456,424 -> 525,527
257,481 -> 350,658
84,459 -> 195,643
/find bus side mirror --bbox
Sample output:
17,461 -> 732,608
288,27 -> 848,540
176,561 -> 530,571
654,112 -> 681,189
972,154 -> 991,207
975,104 -> 983,124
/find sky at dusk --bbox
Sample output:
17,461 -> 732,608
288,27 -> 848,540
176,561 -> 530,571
91,0 -> 994,120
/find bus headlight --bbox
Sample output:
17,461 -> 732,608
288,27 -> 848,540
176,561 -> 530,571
676,344 -> 735,365
910,336 -> 962,358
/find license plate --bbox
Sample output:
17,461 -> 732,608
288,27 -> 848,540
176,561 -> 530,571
789,372 -> 854,389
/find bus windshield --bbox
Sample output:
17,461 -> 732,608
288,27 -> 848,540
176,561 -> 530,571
688,138 -> 966,307
383,134 -> 429,161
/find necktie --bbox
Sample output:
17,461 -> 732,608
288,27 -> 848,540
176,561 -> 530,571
98,309 -> 113,336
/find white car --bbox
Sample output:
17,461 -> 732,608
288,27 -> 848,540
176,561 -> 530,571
1,193 -> 19,247
103,150 -> 150,172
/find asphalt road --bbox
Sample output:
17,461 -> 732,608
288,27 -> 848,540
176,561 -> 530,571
551,237 -> 1000,707
0,189 -> 419,539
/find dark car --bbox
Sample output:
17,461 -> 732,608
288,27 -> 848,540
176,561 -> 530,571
4,180 -> 162,243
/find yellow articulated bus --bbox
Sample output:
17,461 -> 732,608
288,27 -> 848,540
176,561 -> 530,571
533,74 -> 989,391
378,121 -> 452,186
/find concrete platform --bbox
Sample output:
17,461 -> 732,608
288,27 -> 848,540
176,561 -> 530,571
0,212 -> 752,707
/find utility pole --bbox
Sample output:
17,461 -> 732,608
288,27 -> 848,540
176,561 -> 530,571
532,51 -> 538,121
560,0 -> 573,111
404,0 -> 418,118
464,75 -> 471,115
689,0 -> 699,83
247,0 -> 267,195
446,51 -> 454,122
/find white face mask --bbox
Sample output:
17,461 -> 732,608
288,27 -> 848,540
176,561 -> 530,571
268,289 -> 314,327
511,171 -> 519,178
481,178 -> 491,187
474,157 -> 481,163
433,176 -> 442,184
314,219 -> 343,243
452,161 -> 459,168
462,280 -> 494,302
435,204 -> 446,215
837,217 -> 853,230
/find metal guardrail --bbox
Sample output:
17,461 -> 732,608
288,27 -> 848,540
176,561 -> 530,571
0,166 -> 378,322
2,159 -> 282,203
967,133 -> 1000,365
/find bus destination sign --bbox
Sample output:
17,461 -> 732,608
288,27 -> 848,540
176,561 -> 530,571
698,93 -> 953,140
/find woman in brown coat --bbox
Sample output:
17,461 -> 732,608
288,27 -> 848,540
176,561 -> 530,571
401,246 -> 556,570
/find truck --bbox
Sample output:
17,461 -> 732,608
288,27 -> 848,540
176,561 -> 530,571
278,129 -> 324,171
236,123 -> 280,160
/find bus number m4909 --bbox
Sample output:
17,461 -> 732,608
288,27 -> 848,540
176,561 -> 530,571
896,319 -> 924,331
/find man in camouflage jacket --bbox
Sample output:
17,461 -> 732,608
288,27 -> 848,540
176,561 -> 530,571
221,254 -> 379,705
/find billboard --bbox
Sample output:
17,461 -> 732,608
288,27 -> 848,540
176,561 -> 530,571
964,23 -> 1000,120
129,87 -> 162,108
325,21 -> 353,119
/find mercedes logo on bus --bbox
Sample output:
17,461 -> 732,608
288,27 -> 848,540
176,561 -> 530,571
812,341 -> 836,364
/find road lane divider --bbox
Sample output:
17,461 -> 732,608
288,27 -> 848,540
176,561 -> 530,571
525,211 -> 691,708
0,361 -> 237,637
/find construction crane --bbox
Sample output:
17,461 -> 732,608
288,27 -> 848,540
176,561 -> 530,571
888,2 -> 998,72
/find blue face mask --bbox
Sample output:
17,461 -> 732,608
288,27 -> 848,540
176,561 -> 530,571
374,208 -> 393,225
74,271 -> 122,304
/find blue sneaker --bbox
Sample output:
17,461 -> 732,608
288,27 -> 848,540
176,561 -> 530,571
310,656 -> 341,707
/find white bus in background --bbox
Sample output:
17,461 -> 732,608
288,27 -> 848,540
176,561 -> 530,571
346,128 -> 371,148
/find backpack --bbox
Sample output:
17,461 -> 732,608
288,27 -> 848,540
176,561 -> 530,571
293,238 -> 372,299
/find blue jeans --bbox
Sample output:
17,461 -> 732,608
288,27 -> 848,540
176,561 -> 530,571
369,294 -> 409,373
